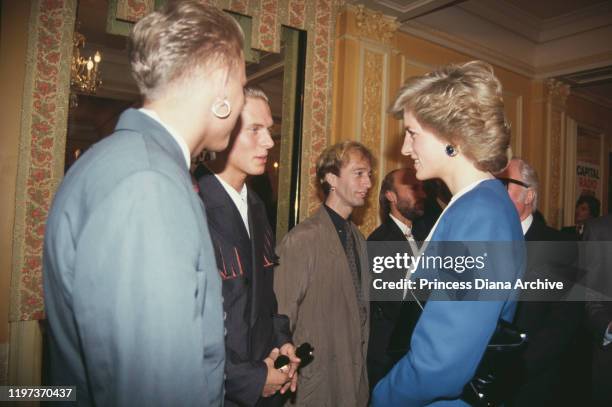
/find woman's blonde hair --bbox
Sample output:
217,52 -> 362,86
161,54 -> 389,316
129,0 -> 244,100
390,60 -> 510,173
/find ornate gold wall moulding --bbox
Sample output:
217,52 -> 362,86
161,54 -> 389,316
354,4 -> 399,45
358,50 -> 384,236
547,110 -> 564,229
545,79 -> 570,106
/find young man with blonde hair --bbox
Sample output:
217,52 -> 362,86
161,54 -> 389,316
198,87 -> 299,406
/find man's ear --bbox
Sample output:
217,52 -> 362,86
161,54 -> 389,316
385,190 -> 397,205
325,172 -> 338,189
525,188 -> 535,206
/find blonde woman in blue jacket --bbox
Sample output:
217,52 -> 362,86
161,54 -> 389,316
372,61 -> 525,406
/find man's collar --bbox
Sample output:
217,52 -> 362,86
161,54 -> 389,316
139,107 -> 191,168
521,213 -> 534,236
214,173 -> 247,202
389,213 -> 411,236
324,204 -> 349,228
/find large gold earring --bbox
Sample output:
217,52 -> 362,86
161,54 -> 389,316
211,98 -> 231,119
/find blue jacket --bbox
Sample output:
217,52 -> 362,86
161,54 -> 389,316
43,109 -> 225,406
372,179 -> 525,406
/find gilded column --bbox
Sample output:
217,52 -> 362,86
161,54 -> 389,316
544,79 -> 570,228
358,50 -> 384,236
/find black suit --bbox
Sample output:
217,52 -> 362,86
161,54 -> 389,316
368,215 -> 429,243
507,216 -> 582,407
367,216 -> 428,391
198,168 -> 291,407
583,215 -> 612,406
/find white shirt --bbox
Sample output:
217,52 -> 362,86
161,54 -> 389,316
139,108 -> 191,169
390,214 -> 420,255
390,214 -> 412,237
215,174 -> 250,237
521,214 -> 534,236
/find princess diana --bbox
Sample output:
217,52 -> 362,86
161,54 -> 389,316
372,61 -> 525,406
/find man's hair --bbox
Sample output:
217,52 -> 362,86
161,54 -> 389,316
576,194 -> 601,218
379,169 -> 400,219
244,86 -> 269,104
390,60 -> 510,173
316,141 -> 374,196
513,157 -> 539,213
129,0 -> 244,100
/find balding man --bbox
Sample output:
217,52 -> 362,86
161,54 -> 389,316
498,158 -> 581,406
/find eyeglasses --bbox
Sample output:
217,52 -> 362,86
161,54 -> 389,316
498,177 -> 530,189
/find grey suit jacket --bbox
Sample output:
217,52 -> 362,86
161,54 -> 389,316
43,109 -> 225,406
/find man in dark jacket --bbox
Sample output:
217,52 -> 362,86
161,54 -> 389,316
561,194 -> 601,240
499,158 -> 582,406
198,87 -> 298,406
367,168 -> 428,390
583,214 -> 612,406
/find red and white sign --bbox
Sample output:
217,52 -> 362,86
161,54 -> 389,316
576,161 -> 601,200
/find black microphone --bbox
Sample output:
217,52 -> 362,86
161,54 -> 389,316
274,342 -> 314,370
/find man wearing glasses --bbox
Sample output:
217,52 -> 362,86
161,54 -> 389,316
498,158 -> 582,406
497,172 -> 534,231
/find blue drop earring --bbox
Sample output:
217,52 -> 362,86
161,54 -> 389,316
445,144 -> 458,157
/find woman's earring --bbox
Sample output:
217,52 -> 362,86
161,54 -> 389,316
330,186 -> 336,192
445,144 -> 458,157
211,98 -> 231,119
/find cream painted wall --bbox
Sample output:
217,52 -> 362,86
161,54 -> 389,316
0,0 -> 32,384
